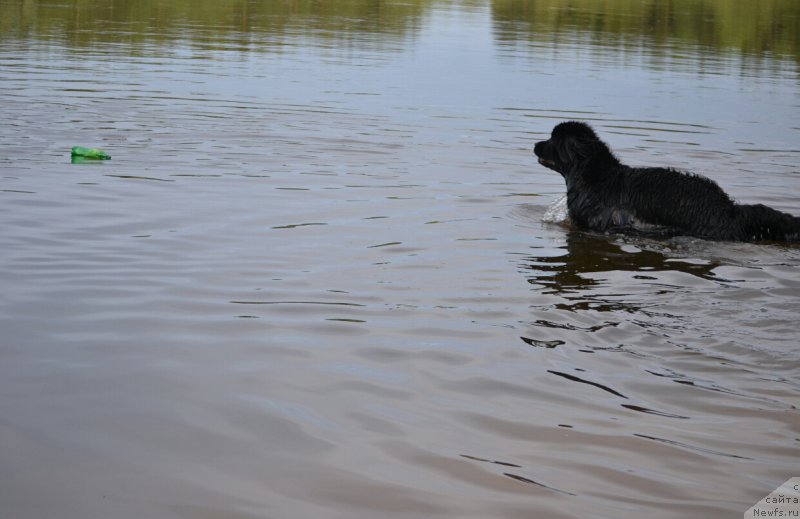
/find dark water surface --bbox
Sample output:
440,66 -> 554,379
1,1 -> 799,518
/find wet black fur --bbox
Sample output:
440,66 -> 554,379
533,121 -> 800,242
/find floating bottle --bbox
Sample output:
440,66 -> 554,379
71,146 -> 111,160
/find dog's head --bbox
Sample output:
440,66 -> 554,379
533,121 -> 610,177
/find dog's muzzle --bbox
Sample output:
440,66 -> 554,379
537,157 -> 558,170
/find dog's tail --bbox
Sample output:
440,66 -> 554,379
736,204 -> 800,242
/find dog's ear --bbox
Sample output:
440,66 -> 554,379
558,124 -> 620,177
548,121 -> 617,175
554,137 -> 573,164
551,122 -> 598,166
555,134 -> 590,164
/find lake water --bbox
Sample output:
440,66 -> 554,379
1,1 -> 799,518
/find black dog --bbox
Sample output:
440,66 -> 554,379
534,121 -> 800,242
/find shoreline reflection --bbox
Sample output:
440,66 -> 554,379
2,0 -> 798,65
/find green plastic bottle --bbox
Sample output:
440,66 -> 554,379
71,146 -> 111,160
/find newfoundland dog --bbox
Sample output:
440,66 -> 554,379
533,121 -> 800,242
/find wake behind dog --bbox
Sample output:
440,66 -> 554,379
533,121 -> 800,243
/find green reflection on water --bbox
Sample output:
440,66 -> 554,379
0,0 -> 436,51
492,0 -> 800,60
1,0 -> 798,60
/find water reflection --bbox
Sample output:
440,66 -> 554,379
521,232 -> 721,297
0,0 -> 434,51
2,0 -> 799,64
491,0 -> 800,62
518,232 -> 723,350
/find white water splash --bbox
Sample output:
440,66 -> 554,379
542,194 -> 569,223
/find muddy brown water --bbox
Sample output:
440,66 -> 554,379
1,1 -> 799,518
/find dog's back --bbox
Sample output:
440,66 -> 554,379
621,168 -> 736,237
622,167 -> 800,242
